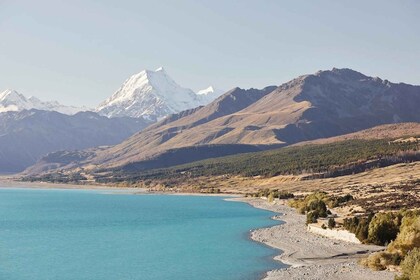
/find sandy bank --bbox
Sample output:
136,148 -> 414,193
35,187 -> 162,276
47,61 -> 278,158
236,197 -> 397,280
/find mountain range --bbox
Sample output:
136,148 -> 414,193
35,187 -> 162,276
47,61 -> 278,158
27,68 -> 420,176
0,110 -> 151,173
0,89 -> 88,115
2,68 -> 223,121
0,68 -> 224,173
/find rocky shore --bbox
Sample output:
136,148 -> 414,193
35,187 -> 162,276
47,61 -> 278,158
236,197 -> 397,280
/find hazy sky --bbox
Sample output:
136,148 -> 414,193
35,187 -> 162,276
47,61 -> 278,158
1,0 -> 419,107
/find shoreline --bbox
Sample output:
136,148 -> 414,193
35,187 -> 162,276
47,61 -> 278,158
0,178 -> 242,197
0,177 -> 130,190
236,197 -> 397,280
0,179 -> 398,279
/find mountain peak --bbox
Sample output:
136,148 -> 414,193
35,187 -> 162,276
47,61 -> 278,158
331,67 -> 367,77
0,89 -> 86,115
197,86 -> 218,95
0,89 -> 26,100
155,66 -> 165,73
0,89 -> 31,113
314,68 -> 368,81
133,67 -> 167,78
96,68 -> 221,120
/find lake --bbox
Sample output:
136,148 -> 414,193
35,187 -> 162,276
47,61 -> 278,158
0,188 -> 285,280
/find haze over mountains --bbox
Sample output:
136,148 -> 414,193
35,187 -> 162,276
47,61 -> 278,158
0,110 -> 151,173
0,89 -> 88,115
27,68 -> 420,175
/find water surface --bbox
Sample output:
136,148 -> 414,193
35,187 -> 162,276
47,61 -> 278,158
0,188 -> 285,280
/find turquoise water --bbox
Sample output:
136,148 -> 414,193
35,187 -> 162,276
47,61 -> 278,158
0,188 -> 285,280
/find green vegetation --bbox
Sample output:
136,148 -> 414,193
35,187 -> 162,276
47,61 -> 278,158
361,251 -> 402,271
206,187 -> 221,194
346,210 -> 419,247
288,192 -> 333,224
327,194 -> 354,208
343,214 -> 374,243
360,210 -> 420,272
277,191 -> 295,199
388,212 -> 420,256
367,212 -> 402,245
290,192 -> 352,213
328,218 -> 336,229
344,212 -> 403,246
23,172 -> 88,183
246,189 -> 294,200
306,211 -> 320,224
95,139 -> 419,183
289,192 -> 328,209
396,248 -> 420,280
25,138 -> 419,185
289,192 -> 356,225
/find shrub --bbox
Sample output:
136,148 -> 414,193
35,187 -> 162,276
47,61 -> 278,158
326,194 -> 354,208
396,248 -> 420,280
368,212 -> 402,245
388,214 -> 420,256
289,192 -> 329,211
361,251 -> 401,271
288,198 -> 306,210
267,192 -> 274,203
251,189 -> 294,200
355,220 -> 370,243
362,211 -> 420,273
277,191 -> 294,199
306,211 -> 319,224
308,199 -> 328,218
343,213 -> 374,243
328,218 -> 336,229
260,188 -> 270,197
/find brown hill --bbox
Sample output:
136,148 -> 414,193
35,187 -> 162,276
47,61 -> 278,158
27,68 -> 420,174
293,122 -> 420,146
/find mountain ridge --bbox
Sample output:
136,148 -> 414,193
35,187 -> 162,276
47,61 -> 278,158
96,67 -> 223,120
23,68 -> 420,176
0,89 -> 88,115
0,109 -> 151,173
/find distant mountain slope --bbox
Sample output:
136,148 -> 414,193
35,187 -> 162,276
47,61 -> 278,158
117,138 -> 420,182
0,110 -> 150,173
117,122 -> 420,173
293,122 -> 420,146
96,68 -> 223,121
25,68 -> 420,176
26,132 -> 420,184
0,89 -> 87,114
90,86 -> 278,167
25,86 -> 278,174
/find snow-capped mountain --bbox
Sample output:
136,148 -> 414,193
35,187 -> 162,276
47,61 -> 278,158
0,89 -> 87,115
196,86 -> 225,103
96,68 -> 223,121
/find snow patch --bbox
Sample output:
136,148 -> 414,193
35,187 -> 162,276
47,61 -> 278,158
0,89 -> 88,115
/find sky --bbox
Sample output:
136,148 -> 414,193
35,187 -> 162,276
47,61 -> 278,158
0,0 -> 419,107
